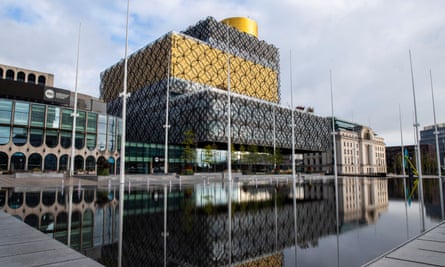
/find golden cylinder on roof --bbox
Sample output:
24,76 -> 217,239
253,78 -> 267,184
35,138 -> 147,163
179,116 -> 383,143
221,17 -> 258,38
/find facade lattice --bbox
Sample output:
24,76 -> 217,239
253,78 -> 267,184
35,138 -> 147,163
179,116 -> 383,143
100,17 -> 330,152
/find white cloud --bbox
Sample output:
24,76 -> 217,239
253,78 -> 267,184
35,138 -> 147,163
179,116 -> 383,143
1,0 -> 444,146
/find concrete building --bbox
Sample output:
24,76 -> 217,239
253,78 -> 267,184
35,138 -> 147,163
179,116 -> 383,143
303,119 -> 387,176
0,64 -> 120,174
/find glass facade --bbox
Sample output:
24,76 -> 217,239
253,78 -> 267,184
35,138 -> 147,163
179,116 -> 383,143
30,104 -> 45,127
30,128 -> 43,147
0,98 -> 193,174
0,126 -> 10,145
46,106 -> 60,128
97,115 -> 107,151
13,102 -> 29,126
0,99 -> 12,124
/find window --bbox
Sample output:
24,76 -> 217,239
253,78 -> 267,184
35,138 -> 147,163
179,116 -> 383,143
13,102 -> 29,126
76,111 -> 86,132
17,72 -> 25,82
45,130 -> 58,148
46,106 -> 60,128
75,132 -> 84,149
12,127 -> 27,146
97,115 -> 107,151
86,113 -> 97,133
6,69 -> 14,80
107,116 -> 116,152
60,131 -> 71,149
61,109 -> 73,130
28,153 -> 42,171
59,155 -> 68,171
27,73 -> 36,84
0,126 -> 10,145
44,154 -> 57,171
86,133 -> 96,150
85,156 -> 95,171
38,75 -> 46,86
30,128 -> 43,147
0,99 -> 12,124
30,104 -> 45,127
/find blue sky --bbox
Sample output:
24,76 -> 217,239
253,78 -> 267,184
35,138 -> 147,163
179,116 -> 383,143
1,0 -> 445,146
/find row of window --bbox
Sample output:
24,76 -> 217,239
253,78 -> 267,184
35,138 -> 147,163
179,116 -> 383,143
0,152 -> 118,173
0,126 -> 118,152
0,99 -> 121,152
0,68 -> 46,85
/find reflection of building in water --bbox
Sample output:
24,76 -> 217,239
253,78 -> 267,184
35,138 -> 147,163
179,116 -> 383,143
104,181 -> 338,266
339,178 -> 388,225
0,187 -> 118,256
0,178 -> 389,266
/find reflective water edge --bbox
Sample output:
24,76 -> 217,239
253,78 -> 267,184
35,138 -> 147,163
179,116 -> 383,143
0,176 -> 442,267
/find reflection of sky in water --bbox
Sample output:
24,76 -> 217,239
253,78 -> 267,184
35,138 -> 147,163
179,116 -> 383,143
284,200 -> 438,267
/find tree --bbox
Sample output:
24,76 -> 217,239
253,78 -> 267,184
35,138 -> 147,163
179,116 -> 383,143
203,144 -> 214,172
181,129 -> 196,173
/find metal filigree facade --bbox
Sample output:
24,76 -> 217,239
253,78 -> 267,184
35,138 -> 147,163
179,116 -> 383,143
100,17 -> 331,152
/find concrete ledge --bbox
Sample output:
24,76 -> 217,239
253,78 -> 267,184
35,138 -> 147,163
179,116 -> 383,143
15,172 -> 64,179
0,211 -> 103,267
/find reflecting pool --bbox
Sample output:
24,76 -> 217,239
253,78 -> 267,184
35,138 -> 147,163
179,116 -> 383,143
0,176 -> 442,266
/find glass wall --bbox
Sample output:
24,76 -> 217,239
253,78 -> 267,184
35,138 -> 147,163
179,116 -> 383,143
0,99 -> 12,124
97,115 -> 107,151
61,109 -> 73,130
45,130 -> 59,148
60,131 -> 71,149
30,104 -> 45,127
13,102 -> 29,126
107,117 -> 116,152
46,106 -> 60,128
30,128 -> 43,147
0,126 -> 10,145
12,127 -> 27,146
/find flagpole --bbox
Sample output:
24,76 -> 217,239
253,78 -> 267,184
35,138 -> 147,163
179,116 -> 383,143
399,104 -> 409,238
118,0 -> 130,266
330,69 -> 340,267
408,50 -> 425,232
429,70 -> 444,219
68,23 -> 81,248
226,26 -> 233,266
164,45 -> 171,174
70,23 -> 81,178
290,50 -> 298,264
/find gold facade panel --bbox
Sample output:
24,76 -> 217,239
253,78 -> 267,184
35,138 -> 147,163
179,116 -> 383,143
101,33 -> 278,103
171,34 -> 278,103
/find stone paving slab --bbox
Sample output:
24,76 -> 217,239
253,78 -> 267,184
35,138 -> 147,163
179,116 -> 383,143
364,221 -> 445,267
0,211 -> 103,267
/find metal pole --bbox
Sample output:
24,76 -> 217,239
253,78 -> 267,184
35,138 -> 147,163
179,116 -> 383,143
290,50 -> 298,264
399,105 -> 409,238
163,185 -> 168,267
70,23 -> 81,177
330,70 -> 340,267
226,26 -> 232,266
409,50 -> 425,232
164,47 -> 171,174
67,185 -> 73,247
429,70 -> 444,219
118,0 -> 130,266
